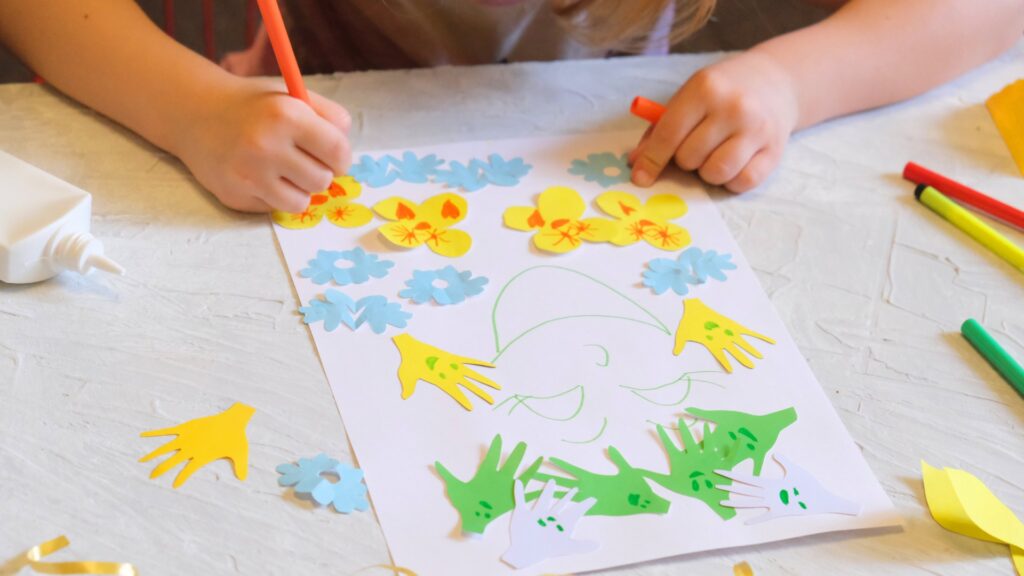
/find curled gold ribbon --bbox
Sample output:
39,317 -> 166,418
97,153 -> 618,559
9,536 -> 136,576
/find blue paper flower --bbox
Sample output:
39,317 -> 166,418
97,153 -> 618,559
568,152 -> 631,187
299,248 -> 394,286
387,151 -> 444,183
354,295 -> 412,334
475,154 -> 532,186
310,463 -> 370,513
643,247 -> 737,295
349,155 -> 399,187
434,160 -> 489,192
300,289 -> 357,331
276,453 -> 340,494
399,266 -> 489,305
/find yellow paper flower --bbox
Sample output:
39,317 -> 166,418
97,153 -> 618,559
272,176 -> 372,230
595,191 -> 690,250
504,186 -> 617,254
373,193 -> 472,258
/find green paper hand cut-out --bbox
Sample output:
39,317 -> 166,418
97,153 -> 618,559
686,407 -> 797,475
535,446 -> 671,517
435,434 -> 542,535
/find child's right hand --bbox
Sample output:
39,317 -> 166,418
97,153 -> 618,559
175,80 -> 351,213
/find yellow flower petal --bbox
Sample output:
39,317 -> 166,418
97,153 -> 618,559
374,197 -> 421,221
533,224 -> 583,254
643,222 -> 691,251
503,206 -> 542,231
646,193 -> 688,220
538,186 -> 586,220
609,217 -> 652,246
324,198 -> 373,228
326,175 -> 362,200
272,204 -> 325,230
379,221 -> 427,248
577,217 -> 619,243
422,193 -> 468,227
595,191 -> 643,219
425,227 -> 472,258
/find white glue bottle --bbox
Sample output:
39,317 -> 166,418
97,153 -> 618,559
0,150 -> 124,284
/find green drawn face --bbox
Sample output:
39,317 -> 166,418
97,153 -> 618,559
473,499 -> 495,520
726,426 -> 759,454
688,470 -> 716,493
536,515 -> 564,532
703,321 -> 735,341
425,356 -> 460,380
778,486 -> 808,510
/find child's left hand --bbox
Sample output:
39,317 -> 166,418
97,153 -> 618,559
629,51 -> 799,193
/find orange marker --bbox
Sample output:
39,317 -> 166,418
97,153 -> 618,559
255,0 -> 310,104
631,96 -> 666,124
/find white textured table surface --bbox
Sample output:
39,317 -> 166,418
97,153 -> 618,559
1,45 -> 1023,576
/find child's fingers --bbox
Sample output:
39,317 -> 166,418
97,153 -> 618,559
628,125 -> 655,165
309,93 -> 352,134
673,118 -> 734,172
725,147 -> 779,193
630,97 -> 705,187
697,135 -> 762,186
262,178 -> 313,213
282,148 -> 334,193
295,116 -> 351,177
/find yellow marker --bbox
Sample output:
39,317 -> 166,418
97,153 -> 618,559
915,185 -> 1024,274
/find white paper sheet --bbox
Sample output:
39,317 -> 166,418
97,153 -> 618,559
272,131 -> 900,575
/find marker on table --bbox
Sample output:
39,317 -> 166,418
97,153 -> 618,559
904,162 -> 1024,230
255,0 -> 310,104
915,185 -> 1024,273
631,96 -> 666,124
961,318 -> 1024,398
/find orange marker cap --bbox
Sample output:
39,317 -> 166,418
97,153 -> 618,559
631,96 -> 666,124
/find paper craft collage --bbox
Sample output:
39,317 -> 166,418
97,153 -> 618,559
270,131 -> 901,575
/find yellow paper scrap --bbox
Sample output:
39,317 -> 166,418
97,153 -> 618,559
986,79 -> 1024,177
733,561 -> 754,576
921,461 -> 1024,575
6,535 -> 136,575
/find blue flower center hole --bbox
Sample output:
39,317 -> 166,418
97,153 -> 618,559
319,471 -> 340,483
603,166 -> 622,177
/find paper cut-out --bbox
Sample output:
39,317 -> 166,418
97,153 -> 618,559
11,535 -> 137,576
435,154 -> 533,191
717,455 -> 861,524
399,266 -> 488,306
434,160 -> 488,192
922,461 -> 1024,574
502,479 -> 599,569
595,191 -> 690,250
392,334 -> 501,410
139,402 -> 254,489
374,193 -> 472,258
435,434 -> 543,535
642,407 -> 797,518
386,152 -> 446,183
310,462 -> 371,513
349,155 -> 401,187
272,176 -> 372,230
277,453 -> 341,494
673,298 -> 776,373
643,247 -> 737,295
504,186 -> 618,254
986,80 -> 1024,177
299,248 -> 395,286
568,152 -> 631,187
355,296 -> 412,334
536,446 -> 671,517
301,289 -> 357,332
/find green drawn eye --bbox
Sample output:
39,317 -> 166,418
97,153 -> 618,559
779,489 -> 790,505
425,356 -> 439,370
704,321 -> 719,331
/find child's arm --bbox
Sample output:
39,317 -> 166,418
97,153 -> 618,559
0,0 -> 351,212
630,0 -> 1024,192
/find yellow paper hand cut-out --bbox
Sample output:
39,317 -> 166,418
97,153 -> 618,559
504,186 -> 617,254
596,191 -> 691,250
139,402 -> 255,488
373,193 -> 472,257
272,176 -> 372,230
392,333 -> 501,411
673,298 -> 775,373
922,461 -> 1024,575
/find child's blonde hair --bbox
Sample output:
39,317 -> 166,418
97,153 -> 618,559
554,0 -> 718,52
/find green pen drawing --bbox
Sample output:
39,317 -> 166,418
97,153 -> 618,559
620,370 -> 723,407
560,417 -> 608,445
492,385 -> 585,422
584,344 -> 610,367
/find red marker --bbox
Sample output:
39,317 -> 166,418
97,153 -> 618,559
256,0 -> 310,104
903,162 -> 1024,230
631,96 -> 666,124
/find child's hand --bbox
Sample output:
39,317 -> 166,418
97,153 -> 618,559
629,51 -> 798,193
176,80 -> 352,213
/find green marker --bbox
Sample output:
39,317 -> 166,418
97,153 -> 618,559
961,318 -> 1024,398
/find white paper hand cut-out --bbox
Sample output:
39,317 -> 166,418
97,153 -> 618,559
716,454 -> 862,524
501,479 -> 600,569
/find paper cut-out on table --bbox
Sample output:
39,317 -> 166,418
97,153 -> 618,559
10,535 -> 137,576
986,79 -> 1024,177
139,402 -> 255,489
272,176 -> 372,230
641,407 -> 797,518
734,561 -> 754,576
374,193 -> 472,257
299,248 -> 395,286
277,453 -> 341,495
435,154 -> 532,191
536,446 -> 671,517
350,155 -> 401,187
503,186 -> 618,254
399,266 -> 488,306
922,461 -> 1024,575
386,152 -> 446,184
595,191 -> 690,251
568,152 -> 631,187
717,455 -> 861,524
643,247 -> 737,295
354,295 -> 412,334
673,298 -> 776,373
502,479 -> 599,569
301,289 -> 357,332
435,434 -> 543,535
392,333 -> 501,410
310,462 -> 371,513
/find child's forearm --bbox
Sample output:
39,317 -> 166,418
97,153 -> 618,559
0,0 -> 236,157
755,0 -> 1024,130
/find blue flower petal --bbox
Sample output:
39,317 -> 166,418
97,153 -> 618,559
643,247 -> 736,296
354,295 -> 412,334
400,267 -> 488,306
568,152 -> 631,187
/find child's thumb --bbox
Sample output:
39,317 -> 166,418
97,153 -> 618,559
309,93 -> 352,135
